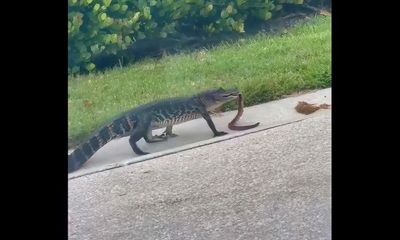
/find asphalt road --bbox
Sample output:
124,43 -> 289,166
68,112 -> 331,240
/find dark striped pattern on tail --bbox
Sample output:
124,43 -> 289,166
68,114 -> 136,173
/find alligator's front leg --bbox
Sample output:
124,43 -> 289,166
199,108 -> 227,137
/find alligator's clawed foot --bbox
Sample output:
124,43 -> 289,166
154,134 -> 168,140
155,131 -> 178,138
144,134 -> 168,143
155,133 -> 166,139
214,131 -> 228,137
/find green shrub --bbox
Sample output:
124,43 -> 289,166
68,0 -> 303,74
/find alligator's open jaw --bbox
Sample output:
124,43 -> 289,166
222,90 -> 240,98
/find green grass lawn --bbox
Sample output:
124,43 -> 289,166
68,15 -> 331,145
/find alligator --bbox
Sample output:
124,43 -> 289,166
68,87 -> 240,173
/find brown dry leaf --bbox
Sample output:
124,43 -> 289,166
295,101 -> 331,115
319,103 -> 331,109
83,99 -> 93,108
295,101 -> 321,115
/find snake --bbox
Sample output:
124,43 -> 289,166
228,93 -> 260,130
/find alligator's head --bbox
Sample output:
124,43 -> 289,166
198,87 -> 240,111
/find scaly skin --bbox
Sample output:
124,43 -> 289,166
68,88 -> 239,173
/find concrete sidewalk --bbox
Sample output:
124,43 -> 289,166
68,88 -> 331,179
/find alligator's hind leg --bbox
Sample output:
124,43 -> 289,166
144,128 -> 168,143
156,125 -> 178,138
165,125 -> 178,137
128,123 -> 149,155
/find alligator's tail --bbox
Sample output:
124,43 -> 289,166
68,114 -> 136,173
